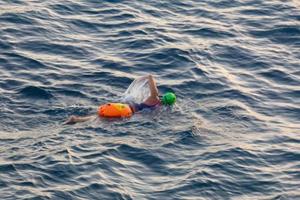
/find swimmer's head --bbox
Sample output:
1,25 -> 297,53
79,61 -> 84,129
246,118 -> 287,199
161,92 -> 176,106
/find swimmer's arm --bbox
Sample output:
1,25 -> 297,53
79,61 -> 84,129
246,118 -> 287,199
63,115 -> 95,125
148,74 -> 159,98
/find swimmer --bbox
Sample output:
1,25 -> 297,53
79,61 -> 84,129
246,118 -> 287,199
64,74 -> 176,124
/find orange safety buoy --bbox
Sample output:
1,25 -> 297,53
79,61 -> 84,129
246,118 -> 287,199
98,103 -> 133,118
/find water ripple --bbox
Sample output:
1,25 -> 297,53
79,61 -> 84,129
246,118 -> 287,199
0,0 -> 299,199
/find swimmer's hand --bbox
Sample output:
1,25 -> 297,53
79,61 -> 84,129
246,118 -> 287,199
64,115 -> 78,125
140,74 -> 153,81
63,115 -> 93,125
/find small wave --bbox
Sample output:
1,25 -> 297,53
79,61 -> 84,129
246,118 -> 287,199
0,12 -> 35,25
184,27 -> 235,39
258,69 -> 300,86
18,85 -> 53,99
249,25 -> 300,45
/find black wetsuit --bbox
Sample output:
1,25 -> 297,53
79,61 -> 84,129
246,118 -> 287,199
130,103 -> 159,113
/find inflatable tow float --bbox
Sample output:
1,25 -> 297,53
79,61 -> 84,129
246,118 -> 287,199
98,103 -> 133,118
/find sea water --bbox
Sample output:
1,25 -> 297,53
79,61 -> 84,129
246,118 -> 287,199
0,0 -> 299,199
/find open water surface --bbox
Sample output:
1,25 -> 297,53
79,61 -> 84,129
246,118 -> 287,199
0,0 -> 299,199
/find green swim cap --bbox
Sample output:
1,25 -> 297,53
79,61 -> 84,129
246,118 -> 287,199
161,92 -> 176,106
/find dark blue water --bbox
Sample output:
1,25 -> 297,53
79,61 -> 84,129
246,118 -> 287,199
0,0 -> 299,199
